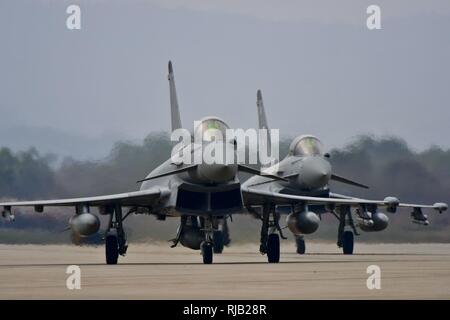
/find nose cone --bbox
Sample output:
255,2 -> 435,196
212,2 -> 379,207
196,141 -> 238,184
298,157 -> 331,189
197,163 -> 238,184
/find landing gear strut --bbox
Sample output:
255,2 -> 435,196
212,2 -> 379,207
105,204 -> 129,264
260,204 -> 284,263
335,205 -> 358,255
170,216 -> 188,248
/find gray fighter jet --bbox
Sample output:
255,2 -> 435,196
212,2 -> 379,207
0,65 -> 447,265
241,89 -> 448,262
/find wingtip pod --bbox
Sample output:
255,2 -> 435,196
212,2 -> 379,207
433,202 -> 448,213
168,60 -> 173,73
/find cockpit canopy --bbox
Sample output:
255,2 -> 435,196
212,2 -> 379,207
194,117 -> 230,142
289,135 -> 324,156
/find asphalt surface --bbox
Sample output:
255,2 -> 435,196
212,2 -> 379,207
0,242 -> 449,299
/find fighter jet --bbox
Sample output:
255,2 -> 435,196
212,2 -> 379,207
0,62 -> 292,264
241,89 -> 448,262
0,64 -> 446,265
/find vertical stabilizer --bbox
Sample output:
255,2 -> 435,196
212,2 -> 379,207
168,61 -> 182,131
257,89 -> 271,151
257,89 -> 269,130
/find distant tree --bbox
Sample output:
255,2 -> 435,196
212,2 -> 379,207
0,147 -> 57,199
1,133 -> 449,244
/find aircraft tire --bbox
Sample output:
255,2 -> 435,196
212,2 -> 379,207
223,220 -> 231,246
267,233 -> 280,263
213,231 -> 224,254
342,231 -> 354,254
105,234 -> 119,265
201,241 -> 213,264
296,236 -> 306,254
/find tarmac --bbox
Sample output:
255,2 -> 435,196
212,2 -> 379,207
0,242 -> 449,299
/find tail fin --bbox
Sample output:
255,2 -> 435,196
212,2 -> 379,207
257,89 -> 271,152
168,61 -> 182,131
257,89 -> 269,130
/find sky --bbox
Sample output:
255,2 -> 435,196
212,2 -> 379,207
1,0 -> 450,160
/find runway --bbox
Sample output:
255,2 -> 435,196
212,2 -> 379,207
1,242 -> 449,299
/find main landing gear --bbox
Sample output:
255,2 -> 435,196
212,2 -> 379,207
201,241 -> 213,264
295,235 -> 306,254
213,217 -> 230,254
105,204 -> 130,264
267,233 -> 280,263
213,230 -> 224,254
335,205 -> 358,255
342,230 -> 354,254
259,204 -> 286,263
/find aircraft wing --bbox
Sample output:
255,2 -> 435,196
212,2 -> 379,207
328,192 -> 447,211
0,188 -> 168,209
242,187 -> 448,213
